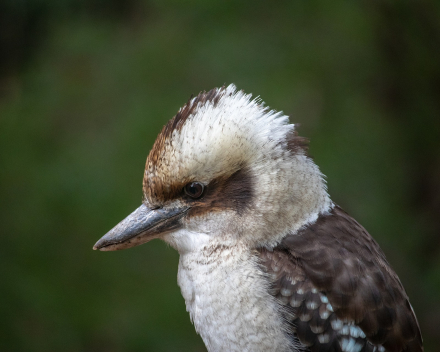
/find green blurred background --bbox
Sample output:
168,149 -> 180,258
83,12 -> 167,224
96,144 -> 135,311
1,1 -> 439,351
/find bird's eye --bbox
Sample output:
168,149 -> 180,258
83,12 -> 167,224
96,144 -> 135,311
184,182 -> 205,199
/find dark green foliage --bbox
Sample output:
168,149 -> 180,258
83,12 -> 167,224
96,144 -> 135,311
0,1 -> 439,351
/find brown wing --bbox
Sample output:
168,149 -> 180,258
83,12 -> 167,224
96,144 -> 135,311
258,205 -> 423,352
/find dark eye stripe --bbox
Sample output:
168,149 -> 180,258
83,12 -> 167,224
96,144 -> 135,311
184,182 -> 205,199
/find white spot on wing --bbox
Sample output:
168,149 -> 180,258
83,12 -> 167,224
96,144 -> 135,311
350,325 -> 363,338
280,288 -> 292,297
341,325 -> 349,335
331,319 -> 343,330
320,309 -> 330,319
306,301 -> 318,310
352,342 -> 363,352
317,333 -> 330,343
290,298 -> 302,307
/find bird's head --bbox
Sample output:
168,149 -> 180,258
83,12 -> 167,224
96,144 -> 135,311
94,85 -> 331,254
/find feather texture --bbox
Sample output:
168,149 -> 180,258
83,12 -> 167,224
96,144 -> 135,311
258,206 -> 423,352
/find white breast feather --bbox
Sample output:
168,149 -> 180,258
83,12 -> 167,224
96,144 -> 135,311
177,242 -> 294,352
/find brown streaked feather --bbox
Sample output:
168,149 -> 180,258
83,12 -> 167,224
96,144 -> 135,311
166,86 -> 226,139
286,128 -> 309,155
143,86 -> 230,205
258,205 -> 423,352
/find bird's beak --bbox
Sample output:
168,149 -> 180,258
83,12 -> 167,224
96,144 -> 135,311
93,203 -> 188,251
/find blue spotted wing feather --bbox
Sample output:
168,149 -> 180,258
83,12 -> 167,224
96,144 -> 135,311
258,205 -> 423,352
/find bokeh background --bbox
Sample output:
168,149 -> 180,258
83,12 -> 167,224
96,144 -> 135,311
1,1 -> 439,351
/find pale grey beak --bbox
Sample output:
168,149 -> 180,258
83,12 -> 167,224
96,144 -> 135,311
93,203 -> 188,251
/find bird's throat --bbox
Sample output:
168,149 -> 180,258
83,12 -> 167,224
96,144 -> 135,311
176,244 -> 293,352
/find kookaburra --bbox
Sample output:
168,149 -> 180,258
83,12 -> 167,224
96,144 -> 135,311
94,85 -> 423,352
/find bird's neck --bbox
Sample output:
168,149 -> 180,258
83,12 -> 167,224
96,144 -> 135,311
177,242 -> 294,352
